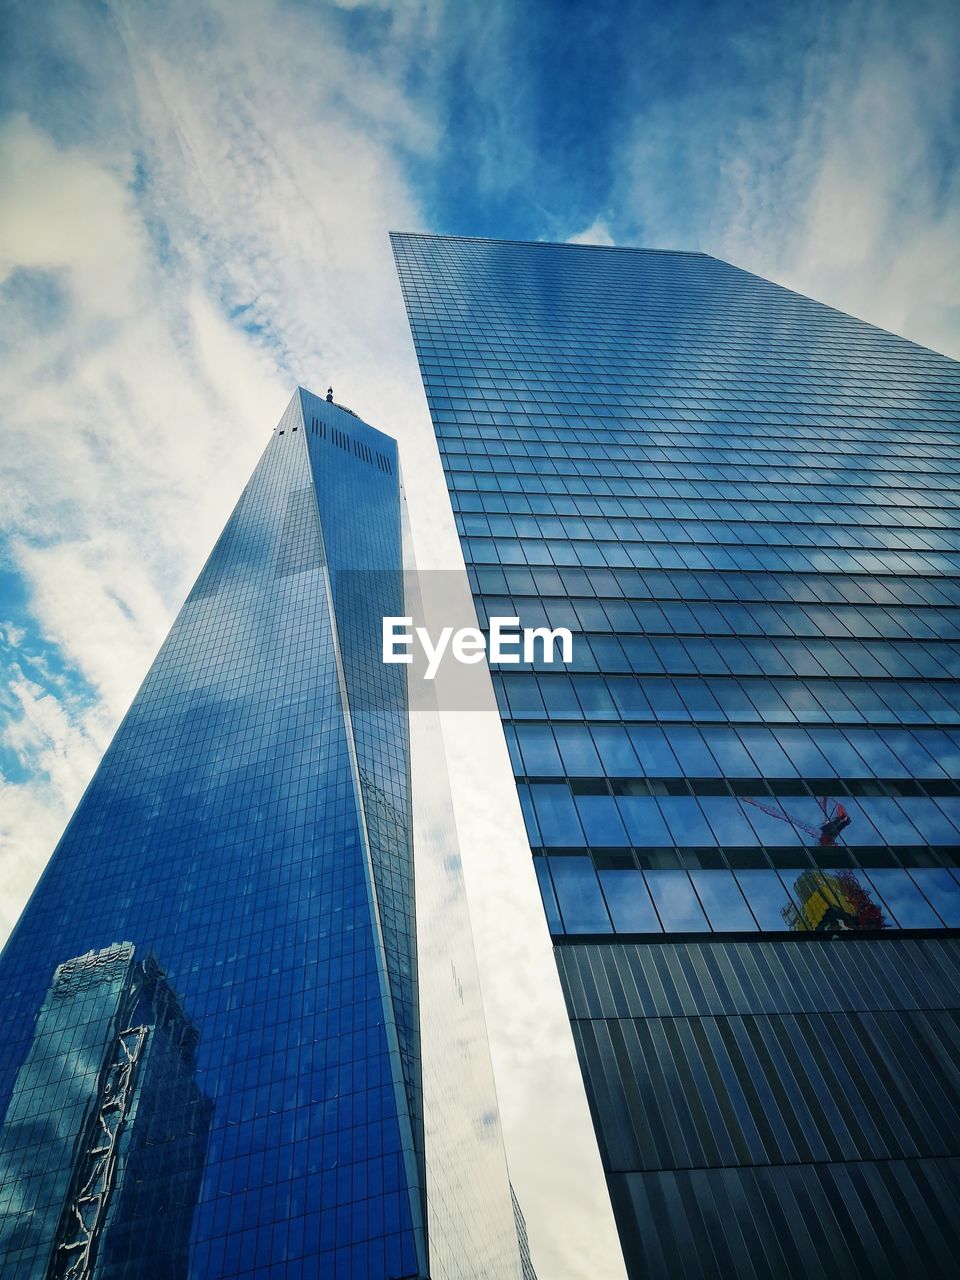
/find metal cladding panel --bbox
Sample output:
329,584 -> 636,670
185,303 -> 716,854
557,935 -> 960,1278
556,935 -> 960,1019
608,1157 -> 960,1280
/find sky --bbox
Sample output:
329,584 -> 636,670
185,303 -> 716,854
1,0 -> 959,1274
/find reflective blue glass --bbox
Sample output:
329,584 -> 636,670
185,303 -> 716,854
516,724 -> 563,774
534,859 -> 563,934
689,871 -> 757,931
554,724 -> 604,775
591,726 -> 642,776
0,391 -> 431,1279
866,869 -> 943,929
598,870 -> 661,933
616,794 -> 672,846
645,871 -> 708,931
0,391 -> 435,1279
392,231 -> 960,1277
548,858 -> 611,933
0,388 -> 535,1280
656,796 -> 714,846
392,231 -> 960,930
912,869 -> 960,926
736,870 -> 799,930
626,726 -> 680,776
574,794 -> 630,846
529,783 -> 585,847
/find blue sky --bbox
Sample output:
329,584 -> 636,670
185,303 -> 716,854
0,1 -> 958,1271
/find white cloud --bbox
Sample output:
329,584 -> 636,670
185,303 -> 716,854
567,216 -> 615,246
1,2 -> 956,1274
0,5 -> 625,1275
0,117 -> 284,715
719,10 -> 960,357
0,624 -> 26,648
0,662 -> 111,940
0,115 -> 145,316
615,0 -> 960,357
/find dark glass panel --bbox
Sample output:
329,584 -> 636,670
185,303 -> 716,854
645,871 -> 709,932
598,870 -> 662,933
549,857 -> 613,933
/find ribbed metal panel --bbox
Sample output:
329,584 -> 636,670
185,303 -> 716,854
557,937 -> 960,1019
557,937 -> 960,1278
609,1157 -> 960,1280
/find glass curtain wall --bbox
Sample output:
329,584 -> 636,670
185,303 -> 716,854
0,388 -> 424,1280
392,231 -> 960,1278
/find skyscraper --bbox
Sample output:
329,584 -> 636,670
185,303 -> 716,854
0,942 -> 213,1280
0,387 -> 530,1279
392,232 -> 960,1278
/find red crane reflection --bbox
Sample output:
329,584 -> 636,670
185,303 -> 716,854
741,794 -> 851,846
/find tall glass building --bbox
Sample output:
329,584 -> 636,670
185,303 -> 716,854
0,387 -> 531,1280
392,232 -> 960,1278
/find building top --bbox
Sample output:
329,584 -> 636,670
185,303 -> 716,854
390,229 -> 711,258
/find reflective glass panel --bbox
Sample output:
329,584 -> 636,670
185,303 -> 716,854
549,857 -> 612,933
645,871 -> 709,931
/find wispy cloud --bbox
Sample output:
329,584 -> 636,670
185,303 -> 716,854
609,0 -> 960,356
0,3 -> 630,1274
738,0 -> 960,359
1,3 -> 956,1274
567,216 -> 616,246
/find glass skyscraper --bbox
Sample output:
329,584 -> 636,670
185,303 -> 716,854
0,941 -> 213,1280
392,232 -> 960,1278
0,387 -> 531,1279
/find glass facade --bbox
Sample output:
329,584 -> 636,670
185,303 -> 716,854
0,941 -> 212,1280
0,387 -> 531,1279
392,232 -> 960,1276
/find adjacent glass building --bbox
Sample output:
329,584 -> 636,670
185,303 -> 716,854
392,232 -> 960,1277
0,387 -> 531,1279
0,941 -> 213,1280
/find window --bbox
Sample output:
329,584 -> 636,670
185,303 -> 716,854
645,871 -> 708,931
549,857 -> 611,933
